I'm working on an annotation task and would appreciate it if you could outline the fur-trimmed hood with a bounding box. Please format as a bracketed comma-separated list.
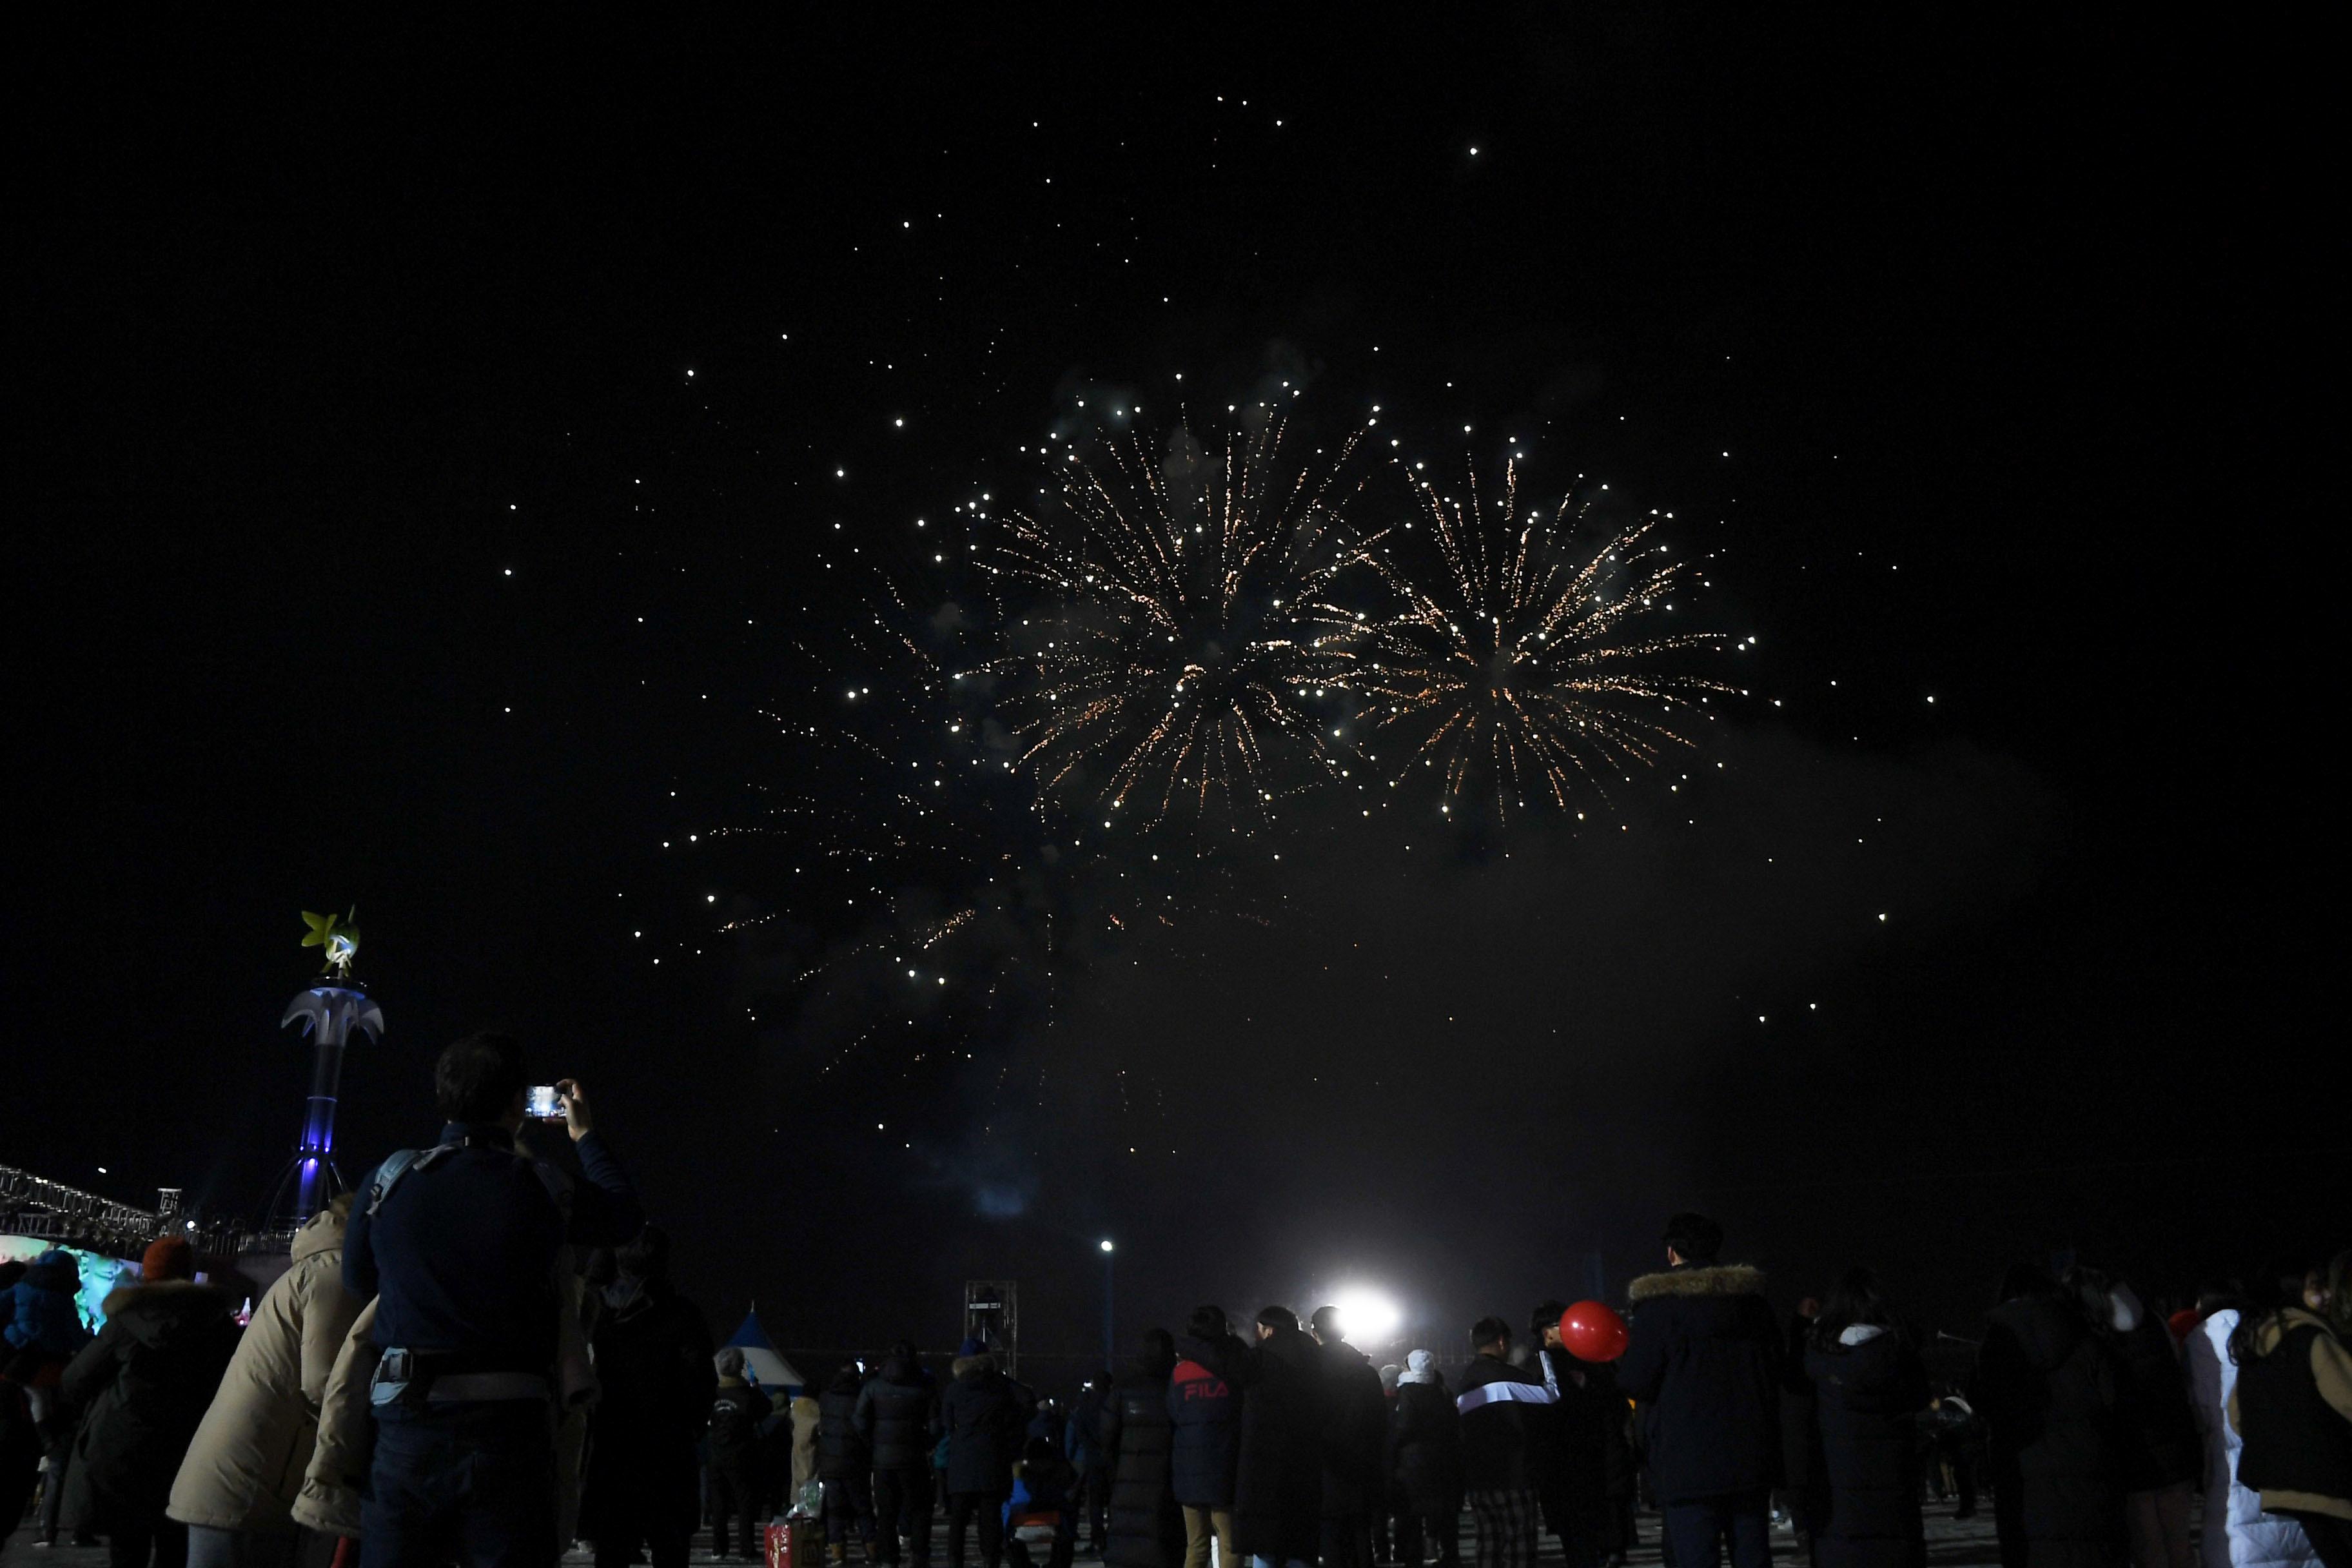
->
[97, 1277, 235, 1345]
[1627, 1263, 1767, 1303]
[952, 1352, 999, 1379]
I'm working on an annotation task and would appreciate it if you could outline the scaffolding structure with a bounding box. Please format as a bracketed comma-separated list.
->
[963, 1279, 1019, 1376]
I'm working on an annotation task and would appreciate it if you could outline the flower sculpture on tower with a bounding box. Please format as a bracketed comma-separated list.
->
[279, 908, 382, 1220]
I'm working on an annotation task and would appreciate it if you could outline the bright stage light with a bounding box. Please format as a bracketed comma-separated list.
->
[1331, 1286, 1402, 1344]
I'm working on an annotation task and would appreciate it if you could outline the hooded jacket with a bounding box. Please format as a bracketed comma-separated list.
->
[856, 1348, 941, 1471]
[1803, 1326, 1931, 1568]
[1618, 1262, 1783, 1503]
[1456, 1351, 1556, 1493]
[1971, 1288, 2123, 1568]
[2099, 1288, 2200, 1493]
[1388, 1356, 1462, 1518]
[2229, 1308, 2352, 1523]
[62, 1278, 240, 1531]
[167, 1208, 362, 1533]
[2188, 1309, 2318, 1568]
[943, 1353, 1027, 1496]
[1182, 1326, 1324, 1561]
[710, 1375, 770, 1468]
[3, 1251, 91, 1360]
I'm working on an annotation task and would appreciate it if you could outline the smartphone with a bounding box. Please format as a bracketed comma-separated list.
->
[525, 1084, 564, 1121]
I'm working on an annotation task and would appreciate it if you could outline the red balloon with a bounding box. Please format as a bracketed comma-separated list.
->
[2166, 1308, 2203, 1342]
[1559, 1300, 1629, 1362]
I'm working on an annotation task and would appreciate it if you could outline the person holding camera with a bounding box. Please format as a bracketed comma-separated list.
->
[342, 1032, 644, 1568]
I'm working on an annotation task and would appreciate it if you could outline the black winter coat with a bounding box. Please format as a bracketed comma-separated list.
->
[1102, 1362, 1184, 1568]
[1537, 1347, 1634, 1552]
[1618, 1263, 1784, 1504]
[1168, 1355, 1240, 1509]
[1318, 1341, 1389, 1519]
[1387, 1378, 1462, 1518]
[585, 1284, 718, 1536]
[1972, 1292, 2122, 1568]
[856, 1351, 942, 1472]
[710, 1378, 771, 1469]
[819, 1369, 872, 1480]
[941, 1357, 1026, 1496]
[2106, 1315, 2199, 1492]
[1803, 1329, 1931, 1568]
[1182, 1328, 1324, 1560]
[61, 1282, 239, 1533]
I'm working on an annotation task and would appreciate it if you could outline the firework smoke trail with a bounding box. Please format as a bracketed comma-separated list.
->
[1348, 456, 1731, 820]
[975, 417, 1398, 832]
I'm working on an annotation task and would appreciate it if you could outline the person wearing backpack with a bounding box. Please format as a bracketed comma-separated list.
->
[342, 1032, 643, 1568]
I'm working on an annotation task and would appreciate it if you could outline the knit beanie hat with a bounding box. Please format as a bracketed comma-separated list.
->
[142, 1235, 195, 1281]
[958, 1336, 986, 1358]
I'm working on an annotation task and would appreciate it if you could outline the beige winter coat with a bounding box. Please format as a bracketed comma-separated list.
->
[167, 1208, 362, 1534]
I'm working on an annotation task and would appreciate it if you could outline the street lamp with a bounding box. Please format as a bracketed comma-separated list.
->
[1099, 1239, 1115, 1371]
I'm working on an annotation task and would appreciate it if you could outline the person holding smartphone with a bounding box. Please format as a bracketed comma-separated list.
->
[343, 1032, 645, 1568]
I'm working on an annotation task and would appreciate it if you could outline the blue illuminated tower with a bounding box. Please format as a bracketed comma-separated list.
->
[277, 985, 384, 1219]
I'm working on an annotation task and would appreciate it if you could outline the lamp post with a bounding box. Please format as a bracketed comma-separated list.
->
[1099, 1239, 1116, 1371]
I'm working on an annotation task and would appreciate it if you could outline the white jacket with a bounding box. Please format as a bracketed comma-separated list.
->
[2187, 1310, 2315, 1568]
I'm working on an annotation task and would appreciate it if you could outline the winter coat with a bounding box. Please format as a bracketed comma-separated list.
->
[710, 1376, 770, 1470]
[1101, 1361, 1183, 1568]
[167, 1208, 362, 1533]
[1319, 1340, 1389, 1518]
[3, 1251, 90, 1360]
[1182, 1326, 1324, 1560]
[1972, 1290, 2123, 1568]
[2229, 1308, 2352, 1525]
[1389, 1375, 1462, 1518]
[582, 1282, 716, 1541]
[942, 1355, 1026, 1496]
[1168, 1355, 1241, 1509]
[62, 1280, 240, 1533]
[819, 1368, 873, 1478]
[2103, 1295, 2200, 1493]
[2188, 1310, 2317, 1568]
[1803, 1326, 1930, 1568]
[790, 1393, 821, 1494]
[856, 1350, 942, 1471]
[1534, 1346, 1632, 1551]
[1457, 1352, 1556, 1493]
[1618, 1262, 1783, 1504]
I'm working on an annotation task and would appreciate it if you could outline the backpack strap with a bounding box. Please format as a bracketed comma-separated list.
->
[364, 1144, 458, 1218]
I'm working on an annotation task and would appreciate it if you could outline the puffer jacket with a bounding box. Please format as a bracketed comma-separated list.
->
[1803, 1326, 1931, 1568]
[2188, 1310, 2317, 1568]
[819, 1366, 873, 1479]
[856, 1349, 941, 1471]
[1168, 1355, 1240, 1509]
[943, 1353, 1027, 1496]
[1972, 1289, 2123, 1568]
[62, 1279, 241, 1532]
[3, 1251, 91, 1359]
[168, 1208, 362, 1532]
[1101, 1358, 1182, 1568]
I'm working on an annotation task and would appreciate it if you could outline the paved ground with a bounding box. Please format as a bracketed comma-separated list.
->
[7, 1502, 2007, 1568]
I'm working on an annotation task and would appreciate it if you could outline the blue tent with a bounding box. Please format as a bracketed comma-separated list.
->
[725, 1308, 806, 1394]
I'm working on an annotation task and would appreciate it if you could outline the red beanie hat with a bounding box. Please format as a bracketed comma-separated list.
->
[141, 1236, 194, 1282]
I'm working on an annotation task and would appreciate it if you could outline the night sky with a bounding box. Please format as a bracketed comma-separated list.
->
[13, 16, 2337, 1367]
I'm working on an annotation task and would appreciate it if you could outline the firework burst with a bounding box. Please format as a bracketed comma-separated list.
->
[1348, 458, 1730, 819]
[975, 418, 1394, 830]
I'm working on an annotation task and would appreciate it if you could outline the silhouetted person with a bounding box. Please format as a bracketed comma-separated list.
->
[1973, 1262, 2124, 1568]
[1456, 1317, 1551, 1568]
[709, 1347, 772, 1560]
[2186, 1259, 2319, 1568]
[1311, 1307, 1389, 1568]
[1102, 1328, 1184, 1568]
[2229, 1250, 2352, 1568]
[584, 1228, 716, 1568]
[1618, 1212, 1782, 1568]
[344, 1035, 643, 1568]
[1182, 1304, 1324, 1568]
[62, 1237, 240, 1568]
[820, 1360, 878, 1565]
[857, 1342, 942, 1568]
[1800, 1268, 1930, 1568]
[1169, 1308, 1242, 1568]
[943, 1339, 1027, 1568]
[1389, 1352, 1462, 1568]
